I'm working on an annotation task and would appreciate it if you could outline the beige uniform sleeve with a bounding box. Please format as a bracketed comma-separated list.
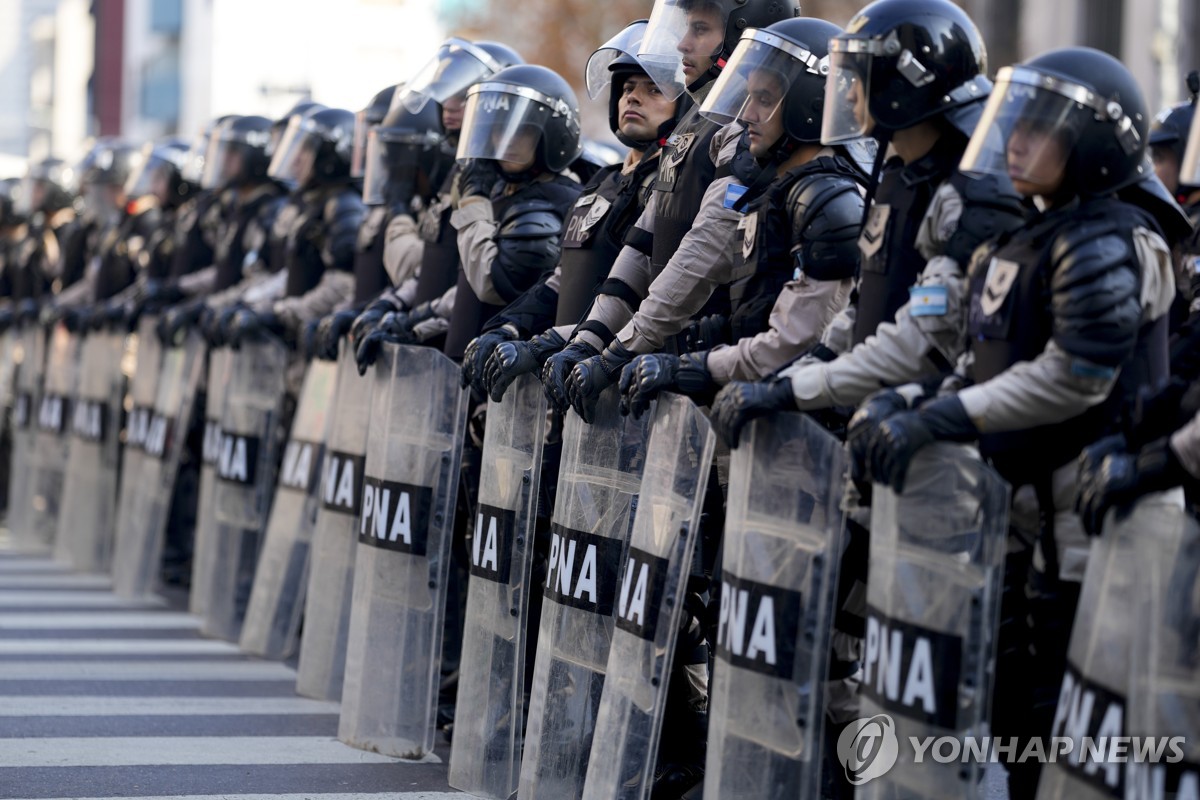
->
[176, 266, 217, 298]
[382, 214, 424, 287]
[272, 271, 355, 329]
[451, 197, 503, 305]
[706, 275, 853, 383]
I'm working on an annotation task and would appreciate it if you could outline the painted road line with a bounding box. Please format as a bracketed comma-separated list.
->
[0, 660, 297, 681]
[0, 640, 242, 656]
[0, 697, 340, 717]
[0, 613, 201, 629]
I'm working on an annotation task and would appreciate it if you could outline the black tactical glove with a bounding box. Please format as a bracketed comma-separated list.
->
[485, 328, 566, 403]
[461, 325, 518, 392]
[869, 395, 977, 493]
[455, 159, 499, 203]
[226, 308, 284, 350]
[16, 298, 39, 325]
[1076, 435, 1188, 536]
[349, 298, 400, 357]
[0, 307, 12, 333]
[354, 310, 421, 375]
[57, 306, 87, 334]
[847, 389, 910, 492]
[301, 318, 323, 361]
[316, 309, 360, 361]
[618, 352, 716, 419]
[566, 341, 637, 424]
[157, 301, 203, 344]
[684, 314, 731, 353]
[541, 340, 600, 414]
[712, 378, 798, 449]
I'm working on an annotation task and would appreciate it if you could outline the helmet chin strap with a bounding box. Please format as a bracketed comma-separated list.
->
[498, 164, 544, 184]
[686, 52, 727, 96]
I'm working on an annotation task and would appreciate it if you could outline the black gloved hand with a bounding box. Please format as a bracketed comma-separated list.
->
[157, 301, 204, 344]
[711, 378, 798, 449]
[462, 325, 518, 391]
[0, 308, 14, 333]
[455, 159, 499, 202]
[226, 308, 283, 350]
[355, 311, 417, 375]
[618, 352, 716, 419]
[316, 309, 360, 361]
[541, 340, 600, 414]
[485, 328, 566, 403]
[16, 298, 39, 325]
[566, 341, 637, 424]
[349, 298, 399, 357]
[870, 395, 977, 493]
[1075, 434, 1187, 536]
[684, 315, 730, 353]
[301, 318, 323, 361]
[847, 389, 910, 493]
[58, 306, 86, 334]
[1127, 378, 1191, 449]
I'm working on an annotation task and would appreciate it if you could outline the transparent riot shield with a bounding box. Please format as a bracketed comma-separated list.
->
[581, 393, 717, 800]
[1036, 493, 1183, 800]
[240, 358, 337, 659]
[338, 342, 468, 759]
[855, 444, 1009, 799]
[704, 413, 846, 799]
[295, 343, 371, 700]
[448, 373, 548, 797]
[24, 324, 79, 553]
[187, 347, 232, 615]
[518, 388, 651, 800]
[1127, 500, 1200, 797]
[198, 337, 288, 641]
[55, 331, 126, 572]
[7, 324, 44, 547]
[112, 330, 204, 599]
[0, 329, 15, 416]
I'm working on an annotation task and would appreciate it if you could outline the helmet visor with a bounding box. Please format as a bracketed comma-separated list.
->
[399, 39, 502, 114]
[1181, 102, 1200, 189]
[362, 126, 443, 205]
[203, 124, 271, 190]
[821, 43, 875, 144]
[585, 22, 648, 100]
[457, 84, 560, 166]
[351, 108, 372, 178]
[182, 128, 211, 183]
[124, 145, 161, 199]
[267, 116, 322, 187]
[639, 0, 728, 101]
[701, 29, 827, 129]
[960, 67, 1097, 189]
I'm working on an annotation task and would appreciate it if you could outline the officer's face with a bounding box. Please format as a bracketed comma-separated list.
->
[221, 148, 245, 186]
[677, 7, 724, 82]
[149, 166, 172, 205]
[442, 95, 466, 135]
[1006, 119, 1068, 198]
[618, 75, 676, 144]
[1151, 144, 1180, 195]
[30, 182, 47, 213]
[496, 127, 538, 174]
[743, 70, 786, 157]
[292, 142, 317, 187]
[847, 76, 871, 136]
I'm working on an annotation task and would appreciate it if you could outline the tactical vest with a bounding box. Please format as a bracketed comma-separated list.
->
[554, 166, 628, 327]
[353, 204, 393, 304]
[169, 192, 217, 279]
[853, 144, 963, 346]
[283, 191, 331, 298]
[966, 199, 1167, 485]
[651, 101, 719, 274]
[213, 187, 284, 291]
[93, 208, 158, 301]
[444, 175, 580, 359]
[414, 168, 460, 305]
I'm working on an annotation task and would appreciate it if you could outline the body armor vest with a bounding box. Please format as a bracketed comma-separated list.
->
[169, 192, 217, 279]
[213, 186, 284, 291]
[353, 205, 394, 304]
[414, 169, 460, 305]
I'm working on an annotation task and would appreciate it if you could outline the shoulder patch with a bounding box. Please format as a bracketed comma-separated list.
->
[909, 285, 948, 317]
[723, 183, 748, 210]
[979, 258, 1020, 317]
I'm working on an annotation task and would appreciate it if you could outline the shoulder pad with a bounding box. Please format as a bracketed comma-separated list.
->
[1050, 222, 1140, 367]
[324, 188, 365, 223]
[943, 171, 1026, 266]
[790, 174, 865, 282]
[583, 164, 622, 194]
[499, 200, 565, 240]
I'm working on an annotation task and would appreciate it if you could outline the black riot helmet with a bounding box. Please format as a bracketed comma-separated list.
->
[269, 100, 325, 159]
[182, 114, 238, 184]
[269, 107, 356, 189]
[399, 39, 524, 115]
[202, 115, 275, 189]
[352, 84, 401, 179]
[458, 64, 582, 175]
[822, 0, 989, 144]
[585, 20, 681, 150]
[702, 18, 843, 147]
[0, 178, 23, 227]
[18, 157, 74, 216]
[81, 138, 143, 188]
[1149, 71, 1199, 195]
[362, 101, 445, 206]
[125, 138, 195, 208]
[637, 0, 800, 100]
[962, 47, 1151, 198]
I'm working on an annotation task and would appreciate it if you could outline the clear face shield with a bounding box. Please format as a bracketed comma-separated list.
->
[202, 123, 271, 190]
[821, 40, 876, 144]
[351, 108, 373, 179]
[960, 66, 1116, 193]
[639, 0, 728, 101]
[399, 39, 503, 115]
[181, 127, 213, 183]
[267, 116, 321, 188]
[585, 22, 648, 100]
[1181, 102, 1200, 189]
[457, 83, 561, 170]
[362, 126, 443, 205]
[701, 30, 827, 133]
[124, 144, 169, 202]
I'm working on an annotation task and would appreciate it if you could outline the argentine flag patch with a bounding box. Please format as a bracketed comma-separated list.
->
[723, 183, 748, 209]
[909, 285, 948, 317]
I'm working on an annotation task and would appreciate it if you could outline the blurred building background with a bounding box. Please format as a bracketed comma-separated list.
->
[0, 0, 1197, 176]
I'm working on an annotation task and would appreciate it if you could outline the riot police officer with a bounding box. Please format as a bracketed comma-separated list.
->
[7, 158, 78, 308]
[1149, 70, 1200, 325]
[862, 47, 1185, 796]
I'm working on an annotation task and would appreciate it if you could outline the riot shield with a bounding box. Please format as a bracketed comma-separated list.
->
[1036, 493, 1184, 800]
[580, 393, 716, 800]
[54, 330, 126, 572]
[448, 373, 548, 798]
[338, 342, 468, 759]
[24, 324, 79, 553]
[1126, 500, 1200, 798]
[112, 329, 204, 599]
[187, 347, 232, 615]
[7, 324, 44, 548]
[295, 343, 371, 700]
[854, 444, 1009, 799]
[704, 413, 846, 799]
[198, 337, 288, 641]
[240, 358, 337, 659]
[517, 388, 650, 799]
